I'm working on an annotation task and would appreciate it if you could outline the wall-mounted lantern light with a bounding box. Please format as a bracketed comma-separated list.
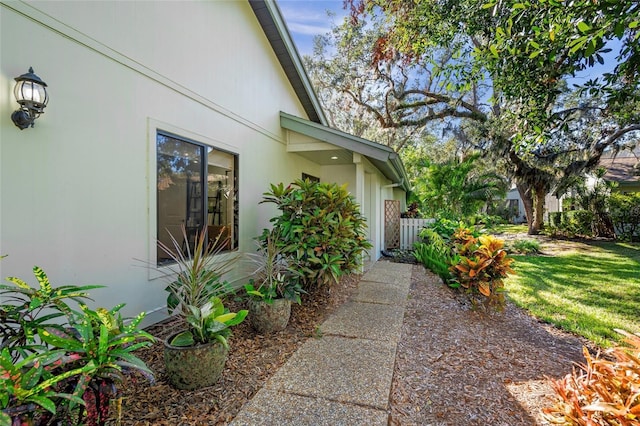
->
[11, 67, 48, 130]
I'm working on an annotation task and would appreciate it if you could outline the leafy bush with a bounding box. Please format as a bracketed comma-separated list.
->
[449, 231, 515, 310]
[0, 266, 154, 426]
[510, 239, 540, 255]
[570, 210, 595, 235]
[467, 213, 505, 228]
[543, 330, 640, 425]
[413, 240, 454, 282]
[546, 210, 595, 238]
[261, 179, 372, 288]
[609, 192, 640, 241]
[419, 217, 476, 243]
[550, 211, 563, 227]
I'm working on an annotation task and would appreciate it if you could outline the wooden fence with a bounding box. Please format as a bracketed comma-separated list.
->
[399, 218, 434, 250]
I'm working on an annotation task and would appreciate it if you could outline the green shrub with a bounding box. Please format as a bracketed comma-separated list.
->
[413, 229, 453, 282]
[467, 213, 505, 228]
[550, 211, 563, 227]
[261, 179, 372, 288]
[609, 192, 640, 241]
[564, 210, 594, 236]
[511, 239, 540, 255]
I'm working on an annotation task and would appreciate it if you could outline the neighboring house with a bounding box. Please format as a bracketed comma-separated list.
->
[504, 188, 561, 224]
[598, 152, 640, 193]
[505, 150, 639, 224]
[505, 188, 526, 224]
[0, 0, 408, 324]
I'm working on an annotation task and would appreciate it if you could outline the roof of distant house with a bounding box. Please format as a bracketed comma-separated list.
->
[599, 155, 639, 184]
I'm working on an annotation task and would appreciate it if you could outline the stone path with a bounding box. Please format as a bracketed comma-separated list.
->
[230, 261, 412, 425]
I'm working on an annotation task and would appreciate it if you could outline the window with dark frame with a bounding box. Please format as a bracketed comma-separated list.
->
[302, 173, 320, 183]
[156, 132, 238, 265]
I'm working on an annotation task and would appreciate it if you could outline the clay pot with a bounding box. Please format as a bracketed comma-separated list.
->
[163, 333, 228, 390]
[248, 298, 292, 334]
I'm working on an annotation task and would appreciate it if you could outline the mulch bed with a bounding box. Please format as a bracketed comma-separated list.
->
[389, 264, 594, 426]
[109, 255, 599, 425]
[106, 275, 359, 425]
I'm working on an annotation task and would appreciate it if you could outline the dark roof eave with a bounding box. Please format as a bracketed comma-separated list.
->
[248, 0, 327, 125]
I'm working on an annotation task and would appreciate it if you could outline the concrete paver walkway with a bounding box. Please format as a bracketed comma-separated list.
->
[230, 261, 413, 425]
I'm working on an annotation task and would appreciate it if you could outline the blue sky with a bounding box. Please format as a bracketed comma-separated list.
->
[277, 0, 347, 56]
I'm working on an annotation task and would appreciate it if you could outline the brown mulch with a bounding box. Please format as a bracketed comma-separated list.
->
[106, 276, 360, 425]
[110, 261, 594, 426]
[389, 264, 592, 426]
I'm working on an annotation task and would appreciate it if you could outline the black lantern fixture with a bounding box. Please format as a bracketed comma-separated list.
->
[11, 67, 48, 130]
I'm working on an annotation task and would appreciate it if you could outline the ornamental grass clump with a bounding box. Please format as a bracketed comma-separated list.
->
[261, 179, 372, 289]
[544, 329, 640, 426]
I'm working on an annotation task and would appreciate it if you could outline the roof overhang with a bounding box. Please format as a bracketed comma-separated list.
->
[281, 112, 410, 192]
[249, 0, 327, 125]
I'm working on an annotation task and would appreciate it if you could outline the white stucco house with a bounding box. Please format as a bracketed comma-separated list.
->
[0, 0, 409, 324]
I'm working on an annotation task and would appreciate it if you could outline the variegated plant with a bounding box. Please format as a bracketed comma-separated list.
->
[0, 265, 154, 426]
[169, 296, 247, 348]
[544, 329, 640, 425]
[450, 233, 515, 309]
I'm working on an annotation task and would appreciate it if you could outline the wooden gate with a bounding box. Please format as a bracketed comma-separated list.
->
[384, 200, 400, 250]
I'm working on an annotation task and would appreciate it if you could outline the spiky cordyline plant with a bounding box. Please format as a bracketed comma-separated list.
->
[157, 225, 236, 318]
[157, 225, 248, 347]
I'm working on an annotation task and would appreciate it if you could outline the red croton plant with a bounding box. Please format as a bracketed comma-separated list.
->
[450, 228, 515, 309]
[544, 330, 640, 426]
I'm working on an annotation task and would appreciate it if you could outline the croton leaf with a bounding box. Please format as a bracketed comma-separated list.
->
[478, 282, 491, 297]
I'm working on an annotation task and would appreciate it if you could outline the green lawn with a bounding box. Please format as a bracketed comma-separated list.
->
[505, 241, 640, 348]
[489, 223, 528, 234]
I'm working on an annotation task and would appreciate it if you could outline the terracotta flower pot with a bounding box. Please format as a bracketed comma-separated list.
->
[248, 298, 292, 334]
[163, 332, 229, 390]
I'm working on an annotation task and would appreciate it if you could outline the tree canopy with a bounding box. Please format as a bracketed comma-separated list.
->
[304, 0, 640, 234]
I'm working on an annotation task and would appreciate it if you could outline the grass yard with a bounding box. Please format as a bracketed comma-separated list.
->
[489, 223, 528, 234]
[505, 241, 640, 348]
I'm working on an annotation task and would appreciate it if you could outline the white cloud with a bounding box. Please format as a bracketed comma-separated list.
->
[278, 1, 346, 36]
[287, 21, 332, 36]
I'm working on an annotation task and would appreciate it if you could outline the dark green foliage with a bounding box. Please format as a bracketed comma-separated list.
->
[511, 239, 541, 255]
[609, 192, 640, 241]
[572, 210, 596, 235]
[545, 210, 596, 238]
[261, 179, 372, 288]
[0, 266, 154, 426]
[550, 212, 563, 228]
[413, 242, 454, 281]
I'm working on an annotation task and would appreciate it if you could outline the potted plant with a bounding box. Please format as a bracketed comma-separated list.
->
[158, 225, 247, 390]
[244, 231, 303, 334]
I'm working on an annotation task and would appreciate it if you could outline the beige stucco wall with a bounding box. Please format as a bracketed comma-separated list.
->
[0, 1, 331, 323]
